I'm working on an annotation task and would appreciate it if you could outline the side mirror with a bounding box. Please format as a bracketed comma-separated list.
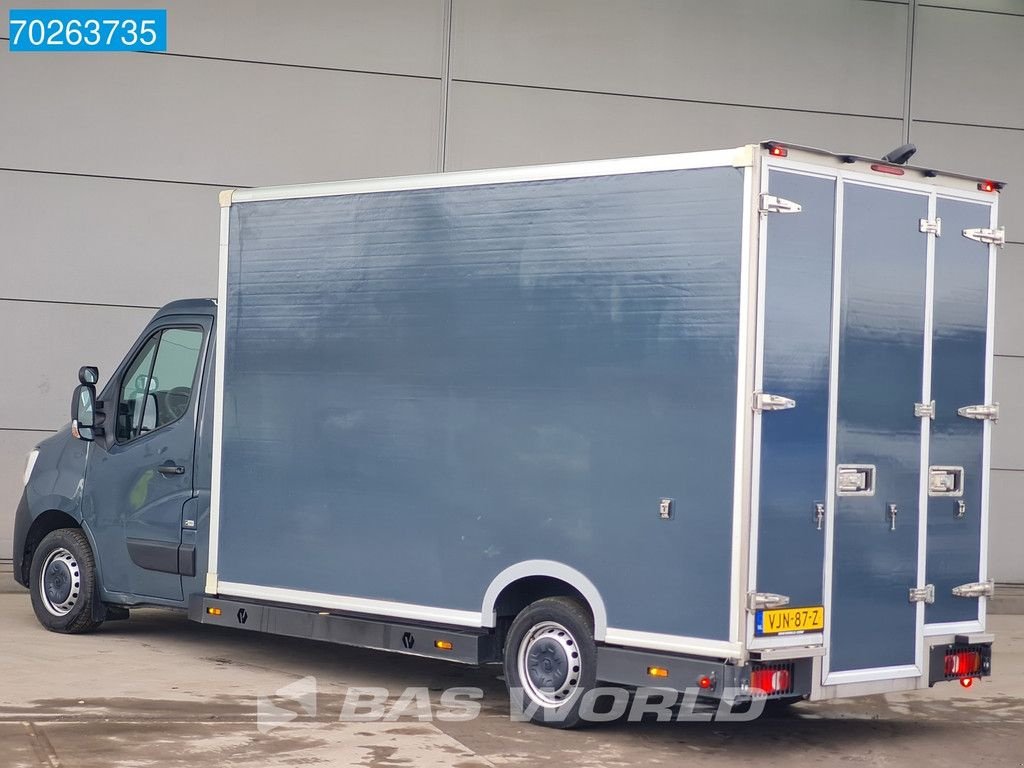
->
[71, 384, 96, 441]
[79, 366, 99, 385]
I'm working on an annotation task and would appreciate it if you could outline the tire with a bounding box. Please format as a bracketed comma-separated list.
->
[29, 529, 104, 634]
[503, 596, 597, 729]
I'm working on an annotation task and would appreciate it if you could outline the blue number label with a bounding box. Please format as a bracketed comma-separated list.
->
[9, 9, 167, 51]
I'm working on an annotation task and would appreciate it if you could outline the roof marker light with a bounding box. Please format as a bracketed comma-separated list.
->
[978, 180, 997, 193]
[870, 164, 905, 176]
[768, 144, 788, 157]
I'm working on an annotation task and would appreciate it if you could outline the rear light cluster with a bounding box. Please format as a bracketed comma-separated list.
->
[929, 643, 992, 687]
[944, 649, 982, 678]
[750, 663, 794, 697]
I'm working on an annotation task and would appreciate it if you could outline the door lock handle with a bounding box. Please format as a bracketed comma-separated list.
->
[814, 502, 825, 531]
[157, 464, 185, 475]
[887, 503, 898, 531]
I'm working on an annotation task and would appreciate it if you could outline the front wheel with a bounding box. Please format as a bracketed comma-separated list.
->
[29, 529, 103, 634]
[503, 596, 597, 728]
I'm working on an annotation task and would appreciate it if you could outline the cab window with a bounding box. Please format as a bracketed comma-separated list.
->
[116, 327, 203, 443]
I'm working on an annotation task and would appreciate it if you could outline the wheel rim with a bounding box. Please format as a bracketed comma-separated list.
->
[40, 547, 81, 617]
[516, 620, 582, 708]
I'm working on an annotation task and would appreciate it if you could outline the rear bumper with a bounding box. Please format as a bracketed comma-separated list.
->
[11, 490, 31, 588]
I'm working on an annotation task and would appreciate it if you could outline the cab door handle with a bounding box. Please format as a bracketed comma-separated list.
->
[157, 463, 185, 475]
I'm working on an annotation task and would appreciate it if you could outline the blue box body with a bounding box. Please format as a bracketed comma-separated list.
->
[218, 167, 745, 641]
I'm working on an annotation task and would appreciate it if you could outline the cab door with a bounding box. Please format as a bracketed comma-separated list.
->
[85, 317, 210, 601]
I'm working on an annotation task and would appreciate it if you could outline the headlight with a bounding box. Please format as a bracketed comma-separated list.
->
[23, 449, 39, 487]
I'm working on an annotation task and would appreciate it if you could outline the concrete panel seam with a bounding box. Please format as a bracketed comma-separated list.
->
[0, 166, 251, 190]
[0, 297, 160, 311]
[449, 78, 905, 122]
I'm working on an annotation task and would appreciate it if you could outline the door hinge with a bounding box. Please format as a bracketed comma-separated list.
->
[958, 403, 999, 422]
[962, 226, 1006, 247]
[759, 194, 802, 214]
[747, 592, 791, 611]
[914, 400, 935, 419]
[908, 584, 936, 604]
[952, 579, 995, 598]
[919, 218, 942, 236]
[752, 392, 796, 413]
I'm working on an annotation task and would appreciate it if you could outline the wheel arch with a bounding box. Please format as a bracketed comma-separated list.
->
[20, 508, 93, 586]
[482, 560, 607, 641]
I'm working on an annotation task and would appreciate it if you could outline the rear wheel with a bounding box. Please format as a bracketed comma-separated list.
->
[503, 596, 597, 729]
[30, 529, 103, 634]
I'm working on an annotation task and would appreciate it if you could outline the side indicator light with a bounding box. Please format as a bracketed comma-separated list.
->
[647, 666, 669, 678]
[206, 607, 222, 616]
[434, 640, 453, 651]
[870, 163, 905, 176]
[960, 677, 975, 689]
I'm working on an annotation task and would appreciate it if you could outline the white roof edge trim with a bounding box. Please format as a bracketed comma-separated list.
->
[231, 147, 752, 204]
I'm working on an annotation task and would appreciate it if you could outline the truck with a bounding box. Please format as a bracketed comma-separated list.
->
[13, 141, 1002, 727]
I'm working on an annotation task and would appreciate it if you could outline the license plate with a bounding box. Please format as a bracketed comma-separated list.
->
[755, 606, 824, 636]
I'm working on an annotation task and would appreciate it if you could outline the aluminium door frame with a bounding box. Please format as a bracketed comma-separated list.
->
[823, 177, 933, 687]
[921, 192, 999, 639]
[746, 159, 837, 652]
[751, 155, 997, 686]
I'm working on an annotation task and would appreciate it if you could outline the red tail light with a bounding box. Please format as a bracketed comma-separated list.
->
[751, 667, 791, 695]
[944, 650, 982, 677]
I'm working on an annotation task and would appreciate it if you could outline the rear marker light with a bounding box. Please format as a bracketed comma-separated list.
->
[870, 163, 905, 176]
[960, 677, 975, 689]
[697, 674, 715, 690]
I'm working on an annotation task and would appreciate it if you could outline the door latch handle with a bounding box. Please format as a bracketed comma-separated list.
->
[956, 499, 966, 519]
[814, 502, 825, 531]
[157, 464, 185, 475]
[887, 503, 898, 531]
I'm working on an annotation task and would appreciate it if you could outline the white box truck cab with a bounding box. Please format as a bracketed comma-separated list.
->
[14, 142, 1002, 727]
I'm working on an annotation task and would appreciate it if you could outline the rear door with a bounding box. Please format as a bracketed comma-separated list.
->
[826, 182, 930, 681]
[748, 168, 835, 649]
[752, 159, 997, 682]
[924, 197, 996, 631]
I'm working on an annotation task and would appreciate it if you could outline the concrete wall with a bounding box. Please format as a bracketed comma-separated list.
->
[2, 0, 1021, 581]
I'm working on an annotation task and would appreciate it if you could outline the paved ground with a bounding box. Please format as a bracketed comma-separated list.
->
[1, 575, 1022, 767]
